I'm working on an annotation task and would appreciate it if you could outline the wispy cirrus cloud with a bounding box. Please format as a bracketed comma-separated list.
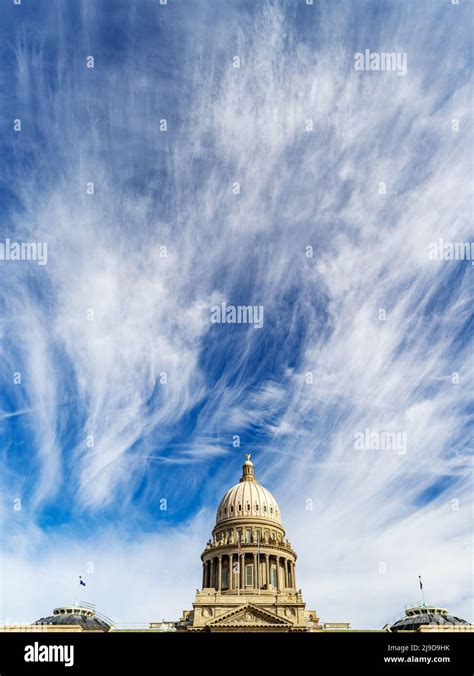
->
[0, 0, 471, 628]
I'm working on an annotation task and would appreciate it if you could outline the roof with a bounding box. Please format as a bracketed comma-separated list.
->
[33, 606, 111, 632]
[215, 455, 282, 526]
[390, 606, 469, 632]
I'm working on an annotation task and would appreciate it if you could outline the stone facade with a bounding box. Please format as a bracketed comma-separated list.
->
[177, 454, 321, 632]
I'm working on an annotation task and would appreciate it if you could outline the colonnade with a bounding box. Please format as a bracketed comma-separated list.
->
[202, 552, 295, 592]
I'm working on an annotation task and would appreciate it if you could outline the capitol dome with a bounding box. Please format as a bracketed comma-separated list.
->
[215, 455, 281, 526]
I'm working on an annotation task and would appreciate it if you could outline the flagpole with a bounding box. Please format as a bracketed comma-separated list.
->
[257, 531, 260, 595]
[418, 575, 426, 606]
[237, 533, 240, 596]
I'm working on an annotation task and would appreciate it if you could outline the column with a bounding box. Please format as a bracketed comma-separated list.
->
[266, 553, 270, 589]
[253, 553, 258, 590]
[229, 553, 234, 592]
[202, 563, 206, 588]
[217, 555, 222, 591]
[241, 552, 245, 589]
[291, 561, 296, 589]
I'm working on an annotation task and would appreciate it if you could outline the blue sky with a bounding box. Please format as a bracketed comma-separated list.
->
[0, 0, 472, 628]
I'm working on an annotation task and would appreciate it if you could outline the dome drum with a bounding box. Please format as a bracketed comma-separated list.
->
[202, 526, 295, 559]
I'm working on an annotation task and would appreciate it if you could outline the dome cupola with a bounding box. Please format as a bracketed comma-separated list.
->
[215, 454, 282, 527]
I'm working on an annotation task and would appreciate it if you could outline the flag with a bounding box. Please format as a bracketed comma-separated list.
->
[418, 576, 423, 590]
[79, 576, 86, 587]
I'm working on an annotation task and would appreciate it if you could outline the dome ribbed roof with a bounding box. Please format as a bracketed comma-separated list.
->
[215, 455, 281, 526]
[33, 606, 111, 632]
[390, 606, 470, 632]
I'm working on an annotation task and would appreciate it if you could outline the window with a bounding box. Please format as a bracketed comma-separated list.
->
[222, 566, 229, 590]
[230, 505, 234, 513]
[246, 528, 251, 544]
[255, 504, 259, 511]
[245, 564, 254, 586]
[270, 566, 278, 589]
[246, 503, 250, 511]
[238, 504, 242, 511]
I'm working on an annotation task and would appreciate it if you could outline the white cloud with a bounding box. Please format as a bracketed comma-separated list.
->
[0, 0, 471, 629]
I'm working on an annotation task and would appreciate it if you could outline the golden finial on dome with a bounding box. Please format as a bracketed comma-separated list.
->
[245, 453, 251, 461]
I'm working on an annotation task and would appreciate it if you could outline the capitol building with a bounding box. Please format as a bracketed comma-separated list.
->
[176, 454, 339, 632]
[1, 453, 471, 634]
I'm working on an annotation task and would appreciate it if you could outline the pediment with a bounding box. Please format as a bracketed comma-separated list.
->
[206, 603, 292, 628]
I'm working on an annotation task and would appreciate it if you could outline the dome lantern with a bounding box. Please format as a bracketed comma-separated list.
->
[240, 453, 255, 482]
